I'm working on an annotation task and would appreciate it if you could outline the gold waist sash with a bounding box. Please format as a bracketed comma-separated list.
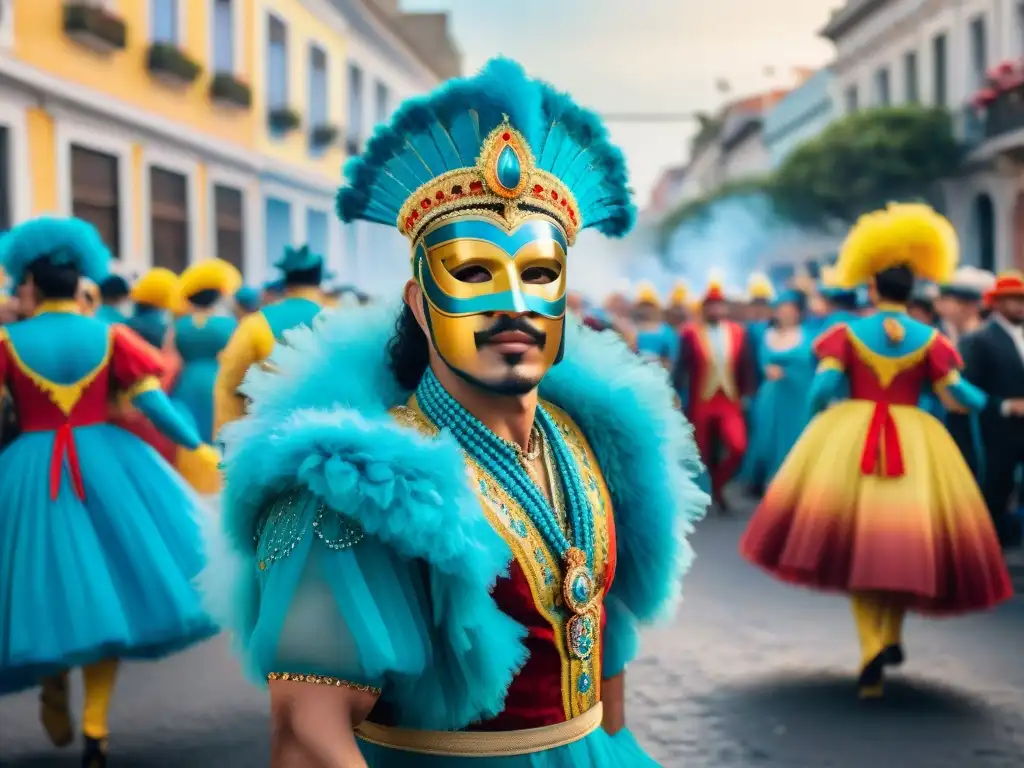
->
[355, 702, 603, 757]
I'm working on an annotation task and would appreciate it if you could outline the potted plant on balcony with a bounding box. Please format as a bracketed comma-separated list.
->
[147, 42, 202, 86]
[269, 107, 301, 134]
[210, 73, 252, 108]
[310, 124, 339, 148]
[63, 2, 128, 52]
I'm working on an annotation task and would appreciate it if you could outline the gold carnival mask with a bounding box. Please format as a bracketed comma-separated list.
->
[404, 123, 577, 393]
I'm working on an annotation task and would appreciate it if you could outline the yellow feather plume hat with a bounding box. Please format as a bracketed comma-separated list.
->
[835, 202, 958, 288]
[668, 279, 688, 307]
[633, 280, 662, 307]
[177, 258, 243, 302]
[746, 272, 775, 301]
[130, 267, 179, 309]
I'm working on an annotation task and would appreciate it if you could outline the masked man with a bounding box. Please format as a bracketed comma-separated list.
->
[673, 276, 754, 511]
[203, 58, 708, 768]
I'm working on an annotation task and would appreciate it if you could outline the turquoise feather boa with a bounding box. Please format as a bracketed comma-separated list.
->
[203, 302, 707, 725]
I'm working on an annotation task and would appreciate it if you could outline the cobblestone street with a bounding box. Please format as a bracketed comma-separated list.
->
[2, 495, 1022, 767]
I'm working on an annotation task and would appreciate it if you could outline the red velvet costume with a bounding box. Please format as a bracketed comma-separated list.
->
[677, 310, 754, 498]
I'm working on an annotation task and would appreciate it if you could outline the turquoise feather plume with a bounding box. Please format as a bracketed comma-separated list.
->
[0, 216, 111, 285]
[337, 57, 636, 238]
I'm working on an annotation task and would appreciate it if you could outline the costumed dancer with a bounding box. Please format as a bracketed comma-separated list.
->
[664, 280, 689, 332]
[169, 258, 241, 443]
[631, 280, 678, 370]
[744, 272, 775, 358]
[233, 285, 262, 319]
[673, 272, 754, 512]
[170, 259, 241, 493]
[202, 57, 708, 767]
[213, 244, 328, 436]
[740, 203, 1013, 699]
[94, 274, 130, 324]
[0, 217, 219, 766]
[960, 270, 1024, 550]
[740, 288, 815, 493]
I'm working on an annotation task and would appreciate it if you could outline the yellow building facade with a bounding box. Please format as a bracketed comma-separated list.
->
[0, 0, 261, 278]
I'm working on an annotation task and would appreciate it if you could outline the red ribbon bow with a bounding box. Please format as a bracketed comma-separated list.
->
[49, 423, 86, 501]
[860, 402, 905, 478]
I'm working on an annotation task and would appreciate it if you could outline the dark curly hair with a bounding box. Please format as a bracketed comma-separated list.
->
[387, 302, 430, 391]
[23, 256, 81, 300]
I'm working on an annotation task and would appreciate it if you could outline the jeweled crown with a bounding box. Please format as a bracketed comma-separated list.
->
[336, 58, 635, 256]
[399, 122, 579, 245]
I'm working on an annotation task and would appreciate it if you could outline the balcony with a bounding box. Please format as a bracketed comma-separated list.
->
[63, 2, 127, 53]
[210, 73, 251, 109]
[269, 107, 301, 134]
[984, 86, 1024, 141]
[147, 43, 201, 86]
[310, 124, 339, 149]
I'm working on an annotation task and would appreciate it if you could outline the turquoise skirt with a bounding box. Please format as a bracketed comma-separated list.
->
[0, 424, 217, 695]
[361, 727, 658, 766]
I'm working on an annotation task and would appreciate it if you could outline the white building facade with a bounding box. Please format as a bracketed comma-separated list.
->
[825, 0, 1024, 272]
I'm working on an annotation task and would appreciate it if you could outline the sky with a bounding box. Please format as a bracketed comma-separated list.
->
[400, 0, 839, 208]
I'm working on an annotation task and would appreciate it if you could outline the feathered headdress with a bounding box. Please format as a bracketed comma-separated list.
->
[668, 279, 688, 307]
[274, 244, 324, 275]
[130, 267, 179, 309]
[835, 202, 958, 288]
[634, 280, 661, 307]
[337, 57, 635, 248]
[702, 269, 726, 303]
[0, 216, 111, 285]
[746, 272, 775, 302]
[177, 258, 243, 301]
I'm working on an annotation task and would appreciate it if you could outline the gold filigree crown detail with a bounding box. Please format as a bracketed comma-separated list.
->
[397, 121, 580, 246]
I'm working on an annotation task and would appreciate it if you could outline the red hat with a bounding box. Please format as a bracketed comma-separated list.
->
[984, 269, 1024, 306]
[702, 283, 726, 303]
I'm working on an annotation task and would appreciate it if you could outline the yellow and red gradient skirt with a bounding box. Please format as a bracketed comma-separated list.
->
[740, 399, 1013, 615]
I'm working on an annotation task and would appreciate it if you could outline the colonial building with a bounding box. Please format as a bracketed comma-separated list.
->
[0, 0, 259, 277]
[823, 0, 1024, 271]
[762, 68, 835, 168]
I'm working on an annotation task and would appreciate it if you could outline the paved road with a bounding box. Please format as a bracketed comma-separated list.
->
[2, 494, 1023, 767]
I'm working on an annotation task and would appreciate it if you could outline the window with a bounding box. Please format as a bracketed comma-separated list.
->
[969, 16, 987, 91]
[212, 0, 234, 73]
[150, 166, 189, 272]
[214, 184, 244, 272]
[150, 0, 178, 44]
[374, 80, 389, 125]
[347, 63, 363, 152]
[874, 67, 890, 106]
[308, 44, 328, 149]
[932, 33, 948, 106]
[71, 145, 120, 258]
[844, 85, 858, 112]
[267, 15, 288, 110]
[0, 126, 9, 232]
[265, 197, 292, 266]
[903, 51, 919, 103]
[306, 209, 328, 258]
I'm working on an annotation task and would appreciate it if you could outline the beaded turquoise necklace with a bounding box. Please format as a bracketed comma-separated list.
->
[415, 370, 599, 662]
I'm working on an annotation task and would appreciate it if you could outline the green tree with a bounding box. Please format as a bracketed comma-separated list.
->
[659, 105, 964, 239]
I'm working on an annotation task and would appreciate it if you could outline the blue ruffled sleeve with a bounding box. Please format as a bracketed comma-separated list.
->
[250, 488, 432, 692]
[602, 594, 640, 679]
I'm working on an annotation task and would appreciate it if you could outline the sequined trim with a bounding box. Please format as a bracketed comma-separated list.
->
[267, 672, 381, 695]
[254, 488, 365, 572]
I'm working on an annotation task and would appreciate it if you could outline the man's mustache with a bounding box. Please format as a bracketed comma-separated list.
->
[473, 315, 548, 348]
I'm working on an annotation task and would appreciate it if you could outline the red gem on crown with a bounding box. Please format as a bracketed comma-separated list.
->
[452, 184, 463, 195]
[421, 198, 431, 209]
[412, 210, 420, 220]
[435, 191, 445, 201]
[469, 180, 484, 193]
[533, 184, 543, 195]
[502, 132, 511, 141]
[405, 216, 414, 230]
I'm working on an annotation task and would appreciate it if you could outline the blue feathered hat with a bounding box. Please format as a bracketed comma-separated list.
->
[273, 244, 324, 275]
[337, 57, 635, 248]
[773, 288, 805, 308]
[0, 216, 111, 286]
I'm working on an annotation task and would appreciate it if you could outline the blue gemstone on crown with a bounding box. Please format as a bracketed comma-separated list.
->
[496, 145, 522, 190]
[572, 574, 591, 604]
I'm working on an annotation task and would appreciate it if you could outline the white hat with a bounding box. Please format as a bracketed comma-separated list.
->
[941, 266, 996, 299]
